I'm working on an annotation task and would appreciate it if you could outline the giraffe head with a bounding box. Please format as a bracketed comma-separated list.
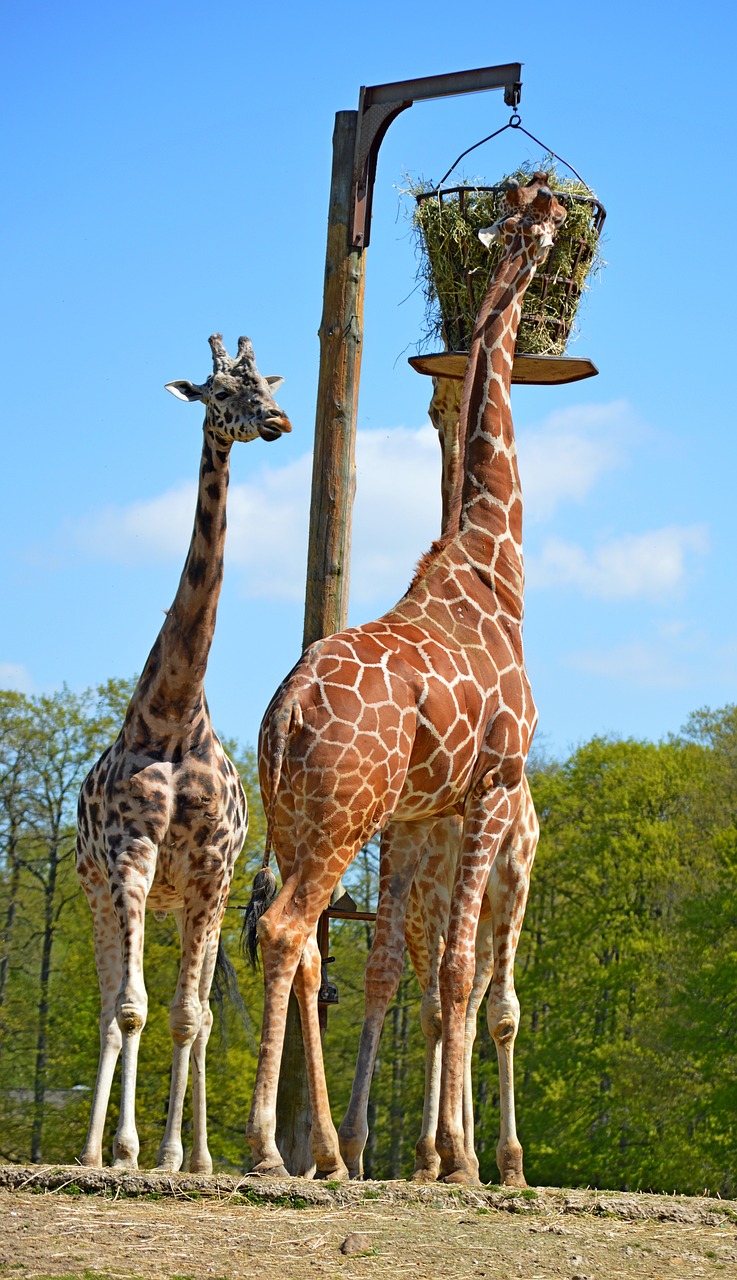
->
[165, 334, 292, 444]
[478, 171, 567, 262]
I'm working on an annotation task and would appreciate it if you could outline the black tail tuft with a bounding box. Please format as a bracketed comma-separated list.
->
[241, 867, 279, 968]
[210, 938, 257, 1051]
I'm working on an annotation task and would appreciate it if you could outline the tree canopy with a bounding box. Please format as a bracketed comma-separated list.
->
[0, 685, 734, 1194]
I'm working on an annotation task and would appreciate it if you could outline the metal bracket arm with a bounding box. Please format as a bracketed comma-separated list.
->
[350, 63, 523, 248]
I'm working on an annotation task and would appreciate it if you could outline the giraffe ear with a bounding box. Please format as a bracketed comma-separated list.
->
[478, 220, 504, 249]
[165, 380, 205, 402]
[266, 375, 285, 392]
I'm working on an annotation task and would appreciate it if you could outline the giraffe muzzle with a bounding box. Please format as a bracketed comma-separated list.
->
[258, 415, 292, 441]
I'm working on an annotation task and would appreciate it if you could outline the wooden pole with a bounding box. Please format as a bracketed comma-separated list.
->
[274, 109, 367, 1177]
[303, 110, 366, 648]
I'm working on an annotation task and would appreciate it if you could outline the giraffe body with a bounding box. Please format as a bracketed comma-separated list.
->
[338, 373, 539, 1185]
[249, 176, 565, 1183]
[76, 335, 291, 1172]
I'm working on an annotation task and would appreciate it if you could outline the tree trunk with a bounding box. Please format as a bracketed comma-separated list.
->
[30, 838, 60, 1163]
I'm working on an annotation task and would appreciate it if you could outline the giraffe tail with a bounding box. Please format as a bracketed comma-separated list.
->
[241, 867, 279, 968]
[241, 695, 302, 967]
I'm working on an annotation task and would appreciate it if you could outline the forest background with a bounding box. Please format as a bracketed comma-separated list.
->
[1, 682, 735, 1197]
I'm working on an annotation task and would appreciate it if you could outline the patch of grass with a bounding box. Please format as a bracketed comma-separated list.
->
[411, 157, 604, 357]
[238, 1189, 310, 1209]
[24, 1273, 116, 1280]
[363, 1189, 381, 1200]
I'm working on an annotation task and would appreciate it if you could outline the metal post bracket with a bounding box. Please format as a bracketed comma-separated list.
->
[350, 63, 523, 248]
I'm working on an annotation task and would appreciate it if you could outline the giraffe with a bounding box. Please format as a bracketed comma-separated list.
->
[246, 173, 565, 1184]
[337, 375, 539, 1186]
[75, 334, 291, 1172]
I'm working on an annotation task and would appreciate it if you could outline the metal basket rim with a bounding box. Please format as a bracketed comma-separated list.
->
[415, 183, 606, 221]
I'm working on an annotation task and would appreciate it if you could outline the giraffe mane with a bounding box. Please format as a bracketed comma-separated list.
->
[405, 535, 453, 594]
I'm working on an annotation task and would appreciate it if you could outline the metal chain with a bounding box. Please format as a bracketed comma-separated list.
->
[434, 113, 594, 194]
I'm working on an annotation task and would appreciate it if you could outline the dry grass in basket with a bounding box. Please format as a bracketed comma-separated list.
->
[411, 157, 605, 356]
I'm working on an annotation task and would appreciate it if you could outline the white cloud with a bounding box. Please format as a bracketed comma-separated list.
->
[62, 425, 442, 606]
[526, 525, 709, 601]
[71, 482, 197, 565]
[570, 640, 692, 689]
[0, 663, 34, 693]
[57, 404, 697, 610]
[351, 424, 441, 604]
[517, 399, 637, 520]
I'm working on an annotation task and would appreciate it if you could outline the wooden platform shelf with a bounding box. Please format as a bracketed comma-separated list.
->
[408, 351, 599, 386]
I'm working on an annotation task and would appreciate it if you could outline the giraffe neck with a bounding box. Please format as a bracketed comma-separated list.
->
[448, 241, 539, 618]
[124, 429, 231, 747]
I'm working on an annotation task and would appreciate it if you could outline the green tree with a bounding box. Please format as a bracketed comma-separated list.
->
[470, 721, 737, 1194]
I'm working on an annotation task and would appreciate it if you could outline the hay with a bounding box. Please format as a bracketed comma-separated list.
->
[411, 159, 605, 356]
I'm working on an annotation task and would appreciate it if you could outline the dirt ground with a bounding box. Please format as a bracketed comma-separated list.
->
[1, 1166, 736, 1280]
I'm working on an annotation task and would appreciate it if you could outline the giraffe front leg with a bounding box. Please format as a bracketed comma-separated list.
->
[436, 781, 522, 1185]
[486, 781, 538, 1187]
[156, 901, 220, 1173]
[339, 819, 433, 1178]
[412, 982, 443, 1182]
[407, 815, 463, 1183]
[459, 894, 495, 1181]
[187, 930, 222, 1175]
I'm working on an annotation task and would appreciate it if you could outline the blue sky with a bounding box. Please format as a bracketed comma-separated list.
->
[1, 1, 735, 760]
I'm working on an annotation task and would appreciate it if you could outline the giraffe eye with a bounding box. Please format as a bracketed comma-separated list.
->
[214, 391, 229, 401]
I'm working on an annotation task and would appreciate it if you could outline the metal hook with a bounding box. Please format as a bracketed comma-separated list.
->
[509, 112, 522, 127]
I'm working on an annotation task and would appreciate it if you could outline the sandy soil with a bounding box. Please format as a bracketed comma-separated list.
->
[1, 1166, 736, 1280]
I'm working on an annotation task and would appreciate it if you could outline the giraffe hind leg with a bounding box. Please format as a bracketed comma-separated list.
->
[108, 842, 156, 1170]
[247, 840, 368, 1179]
[293, 933, 348, 1180]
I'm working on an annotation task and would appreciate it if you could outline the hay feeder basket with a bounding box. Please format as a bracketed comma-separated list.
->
[409, 179, 606, 387]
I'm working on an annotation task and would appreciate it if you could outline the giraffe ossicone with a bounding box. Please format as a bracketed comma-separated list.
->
[76, 333, 291, 1173]
[246, 172, 565, 1185]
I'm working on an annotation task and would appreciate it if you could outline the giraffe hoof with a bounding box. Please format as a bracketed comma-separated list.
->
[314, 1160, 349, 1182]
[411, 1167, 440, 1184]
[78, 1152, 102, 1169]
[247, 1160, 291, 1179]
[442, 1168, 482, 1187]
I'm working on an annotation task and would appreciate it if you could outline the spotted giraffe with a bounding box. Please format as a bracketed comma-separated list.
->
[247, 174, 565, 1184]
[76, 334, 291, 1172]
[338, 376, 539, 1187]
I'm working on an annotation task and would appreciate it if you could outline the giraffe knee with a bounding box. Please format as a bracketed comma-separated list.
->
[487, 992, 520, 1045]
[116, 994, 147, 1036]
[256, 907, 303, 958]
[170, 997, 202, 1045]
[365, 949, 403, 1006]
[420, 987, 442, 1041]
